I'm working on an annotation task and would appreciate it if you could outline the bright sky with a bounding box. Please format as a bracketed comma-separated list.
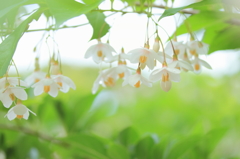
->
[11, 0, 240, 78]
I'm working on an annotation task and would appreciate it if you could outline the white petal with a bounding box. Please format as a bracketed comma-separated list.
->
[199, 59, 212, 69]
[11, 88, 27, 100]
[84, 44, 97, 58]
[13, 104, 28, 115]
[168, 72, 181, 82]
[140, 76, 152, 87]
[149, 68, 165, 82]
[23, 111, 29, 120]
[33, 84, 44, 96]
[6, 108, 16, 121]
[1, 92, 13, 108]
[128, 74, 140, 86]
[48, 83, 59, 97]
[179, 61, 194, 71]
[161, 81, 172, 92]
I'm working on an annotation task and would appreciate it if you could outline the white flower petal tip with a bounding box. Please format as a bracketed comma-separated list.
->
[5, 104, 36, 121]
[192, 57, 212, 74]
[161, 81, 172, 92]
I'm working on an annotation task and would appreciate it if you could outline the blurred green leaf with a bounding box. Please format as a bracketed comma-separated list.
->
[60, 133, 109, 159]
[159, 0, 221, 20]
[0, 9, 42, 76]
[209, 26, 240, 53]
[107, 143, 130, 159]
[86, 12, 110, 40]
[135, 135, 156, 159]
[46, 0, 103, 27]
[118, 127, 140, 147]
[166, 135, 201, 159]
[151, 136, 172, 159]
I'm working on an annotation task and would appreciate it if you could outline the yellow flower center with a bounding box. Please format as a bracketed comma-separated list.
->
[35, 78, 40, 83]
[134, 81, 141, 88]
[57, 82, 63, 87]
[104, 77, 115, 87]
[118, 73, 124, 78]
[17, 115, 23, 119]
[44, 85, 50, 93]
[139, 56, 147, 63]
[9, 93, 15, 101]
[174, 49, 180, 55]
[162, 73, 169, 82]
[190, 49, 196, 55]
[194, 64, 200, 71]
[97, 50, 103, 57]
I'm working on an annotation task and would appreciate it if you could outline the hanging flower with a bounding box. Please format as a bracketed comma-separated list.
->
[165, 41, 186, 57]
[187, 40, 209, 56]
[51, 74, 76, 93]
[5, 103, 36, 120]
[25, 71, 46, 86]
[0, 86, 28, 108]
[168, 55, 193, 72]
[84, 40, 116, 64]
[149, 62, 181, 92]
[32, 76, 60, 97]
[122, 68, 152, 88]
[128, 47, 159, 70]
[92, 69, 118, 94]
[192, 56, 212, 74]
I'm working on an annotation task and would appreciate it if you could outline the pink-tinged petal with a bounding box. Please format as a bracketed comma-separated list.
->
[84, 44, 97, 58]
[23, 111, 29, 120]
[161, 81, 172, 92]
[1, 92, 13, 108]
[199, 59, 212, 69]
[48, 83, 59, 97]
[11, 88, 27, 100]
[6, 108, 16, 121]
[33, 84, 44, 96]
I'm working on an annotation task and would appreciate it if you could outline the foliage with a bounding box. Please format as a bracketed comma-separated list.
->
[1, 0, 240, 158]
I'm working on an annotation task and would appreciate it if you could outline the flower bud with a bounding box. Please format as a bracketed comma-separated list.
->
[153, 38, 160, 53]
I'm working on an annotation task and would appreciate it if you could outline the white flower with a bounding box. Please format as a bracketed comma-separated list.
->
[122, 69, 152, 88]
[92, 69, 118, 94]
[25, 71, 46, 86]
[153, 38, 160, 53]
[192, 56, 212, 74]
[156, 51, 172, 63]
[128, 48, 159, 70]
[51, 74, 76, 93]
[84, 41, 116, 64]
[5, 104, 36, 120]
[168, 59, 194, 72]
[187, 40, 209, 56]
[0, 86, 28, 108]
[32, 77, 60, 97]
[149, 64, 181, 92]
[165, 41, 186, 57]
[0, 77, 28, 88]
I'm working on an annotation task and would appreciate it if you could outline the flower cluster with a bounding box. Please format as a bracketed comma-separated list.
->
[85, 37, 211, 93]
[1, 57, 76, 121]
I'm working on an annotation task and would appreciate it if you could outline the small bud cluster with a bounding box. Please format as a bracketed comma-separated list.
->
[85, 37, 212, 93]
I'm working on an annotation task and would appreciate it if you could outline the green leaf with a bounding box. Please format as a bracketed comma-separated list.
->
[107, 144, 130, 159]
[209, 26, 240, 53]
[0, 0, 28, 19]
[86, 12, 110, 40]
[60, 133, 109, 159]
[159, 0, 221, 20]
[118, 127, 140, 147]
[46, 0, 103, 27]
[0, 9, 42, 77]
[151, 136, 172, 159]
[166, 135, 201, 159]
[203, 128, 228, 154]
[135, 135, 156, 159]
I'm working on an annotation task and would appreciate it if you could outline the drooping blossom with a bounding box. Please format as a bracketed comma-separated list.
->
[122, 68, 152, 88]
[32, 76, 60, 97]
[25, 71, 46, 86]
[0, 86, 28, 108]
[5, 103, 36, 120]
[187, 40, 209, 56]
[165, 41, 186, 57]
[51, 74, 76, 93]
[84, 40, 116, 64]
[149, 62, 181, 92]
[191, 56, 212, 74]
[168, 55, 193, 72]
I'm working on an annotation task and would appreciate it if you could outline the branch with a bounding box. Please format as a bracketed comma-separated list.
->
[0, 123, 68, 147]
